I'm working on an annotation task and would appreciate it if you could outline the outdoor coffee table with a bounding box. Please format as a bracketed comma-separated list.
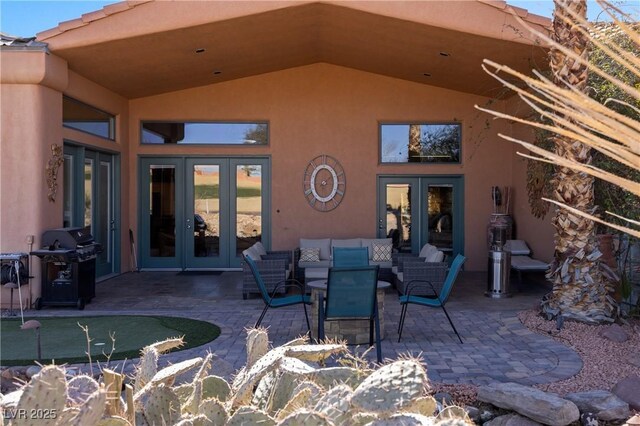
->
[308, 279, 391, 345]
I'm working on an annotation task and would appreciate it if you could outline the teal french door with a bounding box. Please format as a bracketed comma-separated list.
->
[377, 176, 464, 260]
[63, 145, 119, 278]
[139, 157, 270, 269]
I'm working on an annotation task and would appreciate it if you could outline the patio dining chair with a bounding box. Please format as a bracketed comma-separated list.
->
[318, 265, 382, 362]
[332, 247, 369, 267]
[397, 254, 466, 343]
[243, 255, 311, 336]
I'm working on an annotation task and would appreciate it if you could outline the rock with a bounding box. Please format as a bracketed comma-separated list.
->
[598, 324, 629, 343]
[485, 413, 542, 425]
[477, 382, 579, 426]
[26, 366, 41, 379]
[565, 390, 630, 421]
[625, 353, 640, 368]
[612, 376, 640, 411]
[480, 407, 500, 423]
[1, 368, 13, 380]
[465, 405, 480, 424]
[580, 412, 599, 426]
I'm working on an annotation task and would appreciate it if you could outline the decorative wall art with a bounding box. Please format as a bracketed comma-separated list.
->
[46, 144, 64, 202]
[303, 155, 346, 212]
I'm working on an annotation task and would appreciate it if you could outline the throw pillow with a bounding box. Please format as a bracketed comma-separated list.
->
[300, 247, 320, 262]
[372, 242, 392, 262]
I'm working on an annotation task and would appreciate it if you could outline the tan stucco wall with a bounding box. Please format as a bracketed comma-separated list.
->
[0, 52, 129, 307]
[129, 63, 533, 271]
[1, 50, 69, 308]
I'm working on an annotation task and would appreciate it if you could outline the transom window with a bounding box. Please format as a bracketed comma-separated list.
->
[141, 122, 268, 145]
[380, 123, 461, 163]
[63, 96, 115, 140]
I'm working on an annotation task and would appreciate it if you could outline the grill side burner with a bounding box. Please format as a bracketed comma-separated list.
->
[31, 227, 102, 310]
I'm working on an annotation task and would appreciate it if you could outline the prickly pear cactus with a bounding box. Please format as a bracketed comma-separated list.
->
[1, 329, 475, 426]
[14, 365, 67, 426]
[352, 358, 428, 412]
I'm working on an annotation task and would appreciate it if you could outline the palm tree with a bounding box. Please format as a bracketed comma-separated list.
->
[477, 0, 640, 323]
[541, 0, 617, 323]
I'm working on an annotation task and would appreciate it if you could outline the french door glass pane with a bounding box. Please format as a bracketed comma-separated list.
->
[98, 161, 111, 264]
[385, 184, 412, 252]
[427, 185, 453, 251]
[149, 165, 176, 257]
[193, 165, 220, 257]
[63, 155, 73, 228]
[84, 159, 93, 227]
[236, 164, 262, 256]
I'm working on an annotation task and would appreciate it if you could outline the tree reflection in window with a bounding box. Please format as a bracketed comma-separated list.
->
[381, 123, 461, 163]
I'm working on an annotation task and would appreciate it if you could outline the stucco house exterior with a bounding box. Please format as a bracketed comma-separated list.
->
[0, 0, 555, 308]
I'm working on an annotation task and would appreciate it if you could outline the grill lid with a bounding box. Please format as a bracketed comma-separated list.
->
[41, 227, 95, 249]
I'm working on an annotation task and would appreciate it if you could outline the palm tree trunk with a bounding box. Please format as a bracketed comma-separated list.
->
[542, 0, 617, 323]
[408, 125, 421, 162]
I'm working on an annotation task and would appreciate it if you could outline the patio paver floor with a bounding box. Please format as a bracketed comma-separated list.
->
[12, 270, 582, 387]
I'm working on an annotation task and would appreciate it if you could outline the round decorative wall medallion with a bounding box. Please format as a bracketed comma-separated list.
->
[303, 155, 346, 211]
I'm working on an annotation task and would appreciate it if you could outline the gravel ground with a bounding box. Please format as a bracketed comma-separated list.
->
[519, 309, 640, 396]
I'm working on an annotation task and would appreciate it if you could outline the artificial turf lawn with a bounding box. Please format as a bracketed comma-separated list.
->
[0, 316, 220, 366]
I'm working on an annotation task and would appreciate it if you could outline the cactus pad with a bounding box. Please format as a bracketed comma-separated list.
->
[198, 397, 227, 425]
[366, 412, 434, 425]
[313, 384, 353, 424]
[283, 344, 347, 362]
[352, 359, 427, 412]
[226, 406, 275, 426]
[149, 337, 184, 354]
[402, 396, 437, 417]
[71, 387, 108, 426]
[149, 357, 203, 386]
[14, 365, 67, 426]
[142, 383, 181, 426]
[135, 346, 159, 392]
[277, 409, 332, 426]
[67, 374, 100, 406]
[276, 388, 313, 421]
[246, 327, 269, 368]
[96, 416, 132, 425]
[310, 367, 363, 389]
[201, 375, 231, 402]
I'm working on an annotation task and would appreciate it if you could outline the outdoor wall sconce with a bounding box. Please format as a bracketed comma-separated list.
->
[46, 144, 64, 202]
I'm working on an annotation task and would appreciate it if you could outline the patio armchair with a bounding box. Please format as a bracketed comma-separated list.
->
[243, 255, 311, 334]
[318, 265, 382, 362]
[332, 247, 369, 267]
[398, 254, 466, 343]
[242, 242, 294, 300]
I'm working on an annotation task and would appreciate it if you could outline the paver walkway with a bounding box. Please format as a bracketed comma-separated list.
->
[15, 270, 582, 386]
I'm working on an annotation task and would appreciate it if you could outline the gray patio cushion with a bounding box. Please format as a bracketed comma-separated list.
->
[419, 243, 438, 258]
[300, 238, 332, 260]
[511, 255, 548, 271]
[242, 246, 261, 261]
[253, 241, 268, 257]
[392, 266, 398, 274]
[306, 267, 329, 280]
[396, 272, 404, 283]
[425, 251, 444, 263]
[505, 240, 531, 256]
[298, 260, 332, 269]
[369, 260, 392, 268]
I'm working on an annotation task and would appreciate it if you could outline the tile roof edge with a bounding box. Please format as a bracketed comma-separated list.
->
[478, 0, 552, 27]
[36, 1, 149, 41]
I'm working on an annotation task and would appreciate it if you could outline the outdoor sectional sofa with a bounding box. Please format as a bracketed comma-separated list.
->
[241, 242, 293, 300]
[294, 238, 394, 283]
